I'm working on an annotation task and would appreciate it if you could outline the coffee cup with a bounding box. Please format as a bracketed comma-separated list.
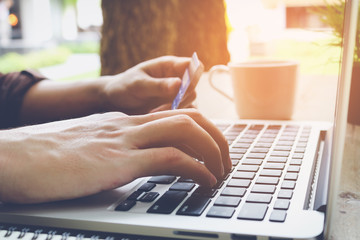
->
[208, 60, 298, 120]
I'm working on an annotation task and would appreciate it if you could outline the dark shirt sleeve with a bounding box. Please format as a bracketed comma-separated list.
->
[0, 70, 47, 129]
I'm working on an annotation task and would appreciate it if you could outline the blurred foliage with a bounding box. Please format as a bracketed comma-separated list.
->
[63, 0, 77, 7]
[0, 47, 71, 73]
[60, 41, 100, 54]
[59, 69, 100, 82]
[251, 38, 342, 76]
[0, 41, 99, 74]
[312, 0, 360, 62]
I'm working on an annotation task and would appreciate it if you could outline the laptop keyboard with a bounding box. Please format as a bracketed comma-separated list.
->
[115, 123, 311, 223]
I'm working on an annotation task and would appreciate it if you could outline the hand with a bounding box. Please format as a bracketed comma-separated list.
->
[0, 109, 230, 204]
[19, 56, 199, 126]
[102, 56, 198, 114]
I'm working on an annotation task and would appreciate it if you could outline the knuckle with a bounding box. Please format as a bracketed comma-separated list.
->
[173, 114, 196, 129]
[162, 147, 183, 167]
[186, 108, 203, 119]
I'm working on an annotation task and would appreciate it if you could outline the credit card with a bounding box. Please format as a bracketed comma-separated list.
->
[171, 52, 204, 110]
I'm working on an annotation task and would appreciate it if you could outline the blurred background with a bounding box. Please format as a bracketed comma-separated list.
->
[0, 0, 341, 79]
[0, 0, 346, 121]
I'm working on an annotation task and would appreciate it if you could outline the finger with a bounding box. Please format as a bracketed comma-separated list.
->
[129, 113, 226, 178]
[142, 56, 191, 78]
[134, 110, 231, 174]
[148, 89, 197, 112]
[178, 90, 197, 109]
[149, 103, 172, 113]
[129, 147, 217, 187]
[133, 76, 181, 100]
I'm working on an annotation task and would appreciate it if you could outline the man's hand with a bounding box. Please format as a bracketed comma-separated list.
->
[20, 56, 198, 125]
[0, 109, 230, 204]
[102, 56, 198, 114]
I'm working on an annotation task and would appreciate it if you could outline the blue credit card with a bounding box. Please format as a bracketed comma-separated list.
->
[171, 52, 203, 110]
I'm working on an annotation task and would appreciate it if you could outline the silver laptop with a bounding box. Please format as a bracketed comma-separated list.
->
[0, 0, 358, 239]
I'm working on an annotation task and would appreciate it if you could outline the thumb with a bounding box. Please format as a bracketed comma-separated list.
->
[145, 77, 181, 98]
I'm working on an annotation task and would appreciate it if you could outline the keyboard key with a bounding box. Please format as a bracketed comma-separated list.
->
[251, 184, 276, 194]
[255, 143, 272, 148]
[264, 163, 285, 170]
[226, 135, 237, 142]
[284, 173, 298, 181]
[215, 123, 230, 131]
[147, 191, 188, 214]
[237, 165, 259, 172]
[232, 160, 240, 166]
[261, 133, 278, 138]
[238, 203, 268, 221]
[273, 146, 292, 151]
[233, 143, 251, 149]
[297, 142, 307, 147]
[294, 147, 306, 153]
[256, 177, 279, 185]
[279, 136, 296, 141]
[232, 171, 255, 179]
[270, 151, 290, 157]
[270, 210, 287, 222]
[298, 137, 309, 142]
[169, 182, 195, 192]
[249, 124, 264, 130]
[241, 158, 263, 165]
[230, 148, 247, 154]
[193, 187, 218, 198]
[231, 124, 247, 130]
[148, 175, 176, 184]
[246, 193, 272, 203]
[230, 153, 244, 160]
[242, 134, 258, 139]
[260, 169, 282, 177]
[292, 153, 304, 159]
[258, 138, 275, 143]
[278, 190, 293, 199]
[227, 179, 251, 188]
[237, 138, 253, 144]
[207, 206, 235, 218]
[290, 159, 302, 165]
[177, 195, 211, 216]
[277, 141, 294, 146]
[251, 148, 269, 153]
[127, 191, 144, 201]
[138, 182, 156, 192]
[139, 192, 159, 202]
[267, 125, 281, 130]
[213, 180, 224, 189]
[274, 199, 290, 210]
[267, 157, 287, 163]
[247, 153, 267, 159]
[287, 165, 301, 172]
[221, 187, 246, 197]
[177, 177, 195, 183]
[281, 181, 296, 189]
[115, 200, 136, 211]
[214, 196, 241, 207]
[281, 131, 297, 136]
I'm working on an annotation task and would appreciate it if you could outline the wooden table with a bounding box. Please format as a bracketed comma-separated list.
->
[196, 72, 360, 239]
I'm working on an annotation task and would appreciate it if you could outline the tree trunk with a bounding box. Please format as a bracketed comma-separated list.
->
[100, 0, 230, 75]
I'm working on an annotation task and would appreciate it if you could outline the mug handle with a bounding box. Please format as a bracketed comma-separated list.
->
[208, 65, 234, 102]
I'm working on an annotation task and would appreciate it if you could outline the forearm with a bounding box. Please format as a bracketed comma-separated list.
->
[19, 78, 108, 125]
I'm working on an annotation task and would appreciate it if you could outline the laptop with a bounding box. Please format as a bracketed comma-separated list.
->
[0, 0, 358, 239]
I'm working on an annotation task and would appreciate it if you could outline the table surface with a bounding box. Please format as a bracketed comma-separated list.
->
[196, 72, 360, 239]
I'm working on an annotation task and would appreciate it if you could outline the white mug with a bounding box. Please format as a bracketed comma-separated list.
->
[209, 60, 298, 120]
